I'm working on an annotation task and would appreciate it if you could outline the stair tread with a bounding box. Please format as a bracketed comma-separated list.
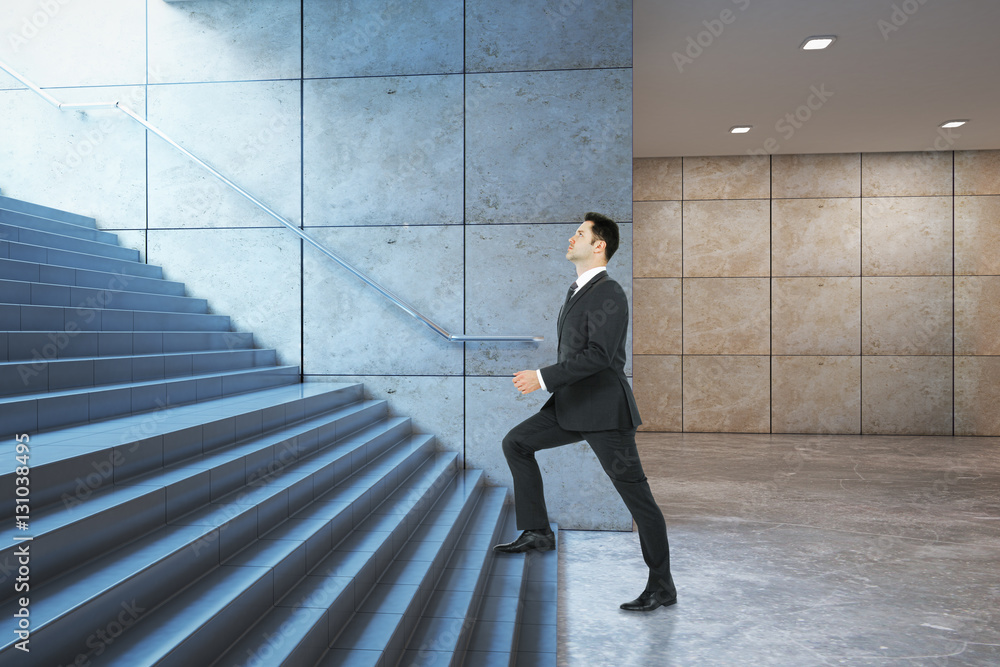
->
[0, 403, 395, 542]
[0, 277, 208, 313]
[0, 382, 355, 460]
[0, 522, 214, 627]
[0, 257, 186, 295]
[0, 257, 186, 296]
[0, 348, 278, 397]
[0, 420, 427, 652]
[0, 220, 136, 257]
[226, 465, 479, 667]
[2, 330, 254, 357]
[402, 487, 508, 661]
[8, 303, 231, 331]
[94, 452, 458, 666]
[169, 430, 429, 531]
[328, 484, 501, 658]
[0, 195, 97, 228]
[92, 561, 275, 666]
[0, 348, 272, 368]
[0, 208, 117, 243]
[210, 604, 328, 667]
[0, 364, 299, 407]
[3, 238, 161, 278]
[0, 195, 560, 667]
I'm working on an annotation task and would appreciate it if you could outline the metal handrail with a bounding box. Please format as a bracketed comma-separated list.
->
[0, 60, 542, 343]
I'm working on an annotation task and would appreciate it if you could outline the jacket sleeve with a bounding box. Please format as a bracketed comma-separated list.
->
[538, 282, 627, 392]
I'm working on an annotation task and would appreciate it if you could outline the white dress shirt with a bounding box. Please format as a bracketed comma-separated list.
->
[536, 266, 607, 392]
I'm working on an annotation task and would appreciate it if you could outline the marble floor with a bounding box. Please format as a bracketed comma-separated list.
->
[555, 433, 1000, 666]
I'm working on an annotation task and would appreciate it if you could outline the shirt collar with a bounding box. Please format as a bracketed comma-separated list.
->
[573, 266, 607, 292]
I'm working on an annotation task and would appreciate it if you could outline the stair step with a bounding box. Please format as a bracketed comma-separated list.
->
[0, 413, 422, 665]
[513, 528, 559, 664]
[0, 364, 300, 437]
[0, 195, 98, 228]
[1, 238, 162, 278]
[1, 330, 255, 363]
[0, 382, 361, 514]
[0, 348, 278, 397]
[0, 257, 186, 297]
[81, 449, 455, 667]
[0, 278, 208, 314]
[0, 222, 138, 261]
[230, 465, 485, 667]
[5, 303, 232, 333]
[0, 400, 393, 585]
[0, 207, 118, 244]
[319, 483, 503, 667]
[399, 487, 509, 666]
[0, 193, 560, 666]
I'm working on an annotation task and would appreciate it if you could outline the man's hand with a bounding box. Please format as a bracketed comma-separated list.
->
[513, 370, 541, 395]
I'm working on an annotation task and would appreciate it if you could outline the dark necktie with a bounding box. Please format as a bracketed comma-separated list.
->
[565, 281, 578, 303]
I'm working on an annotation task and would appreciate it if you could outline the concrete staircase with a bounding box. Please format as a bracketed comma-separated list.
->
[0, 194, 556, 666]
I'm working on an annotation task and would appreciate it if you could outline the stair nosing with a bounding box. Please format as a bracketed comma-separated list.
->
[0, 402, 393, 542]
[2, 239, 159, 278]
[0, 364, 300, 406]
[0, 256, 187, 295]
[0, 277, 208, 312]
[58, 445, 453, 667]
[0, 414, 418, 650]
[0, 197, 97, 228]
[0, 209, 117, 243]
[0, 348, 274, 367]
[0, 221, 137, 261]
[218, 458, 472, 667]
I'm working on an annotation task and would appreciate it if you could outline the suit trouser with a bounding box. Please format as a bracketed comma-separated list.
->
[502, 404, 674, 595]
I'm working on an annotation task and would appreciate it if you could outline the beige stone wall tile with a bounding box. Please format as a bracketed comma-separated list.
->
[861, 151, 952, 197]
[633, 355, 682, 432]
[684, 278, 769, 355]
[772, 198, 861, 277]
[771, 153, 861, 199]
[955, 195, 1000, 275]
[862, 277, 953, 355]
[683, 200, 770, 277]
[955, 150, 1000, 195]
[633, 278, 682, 355]
[633, 157, 682, 201]
[772, 278, 860, 355]
[955, 356, 1000, 436]
[862, 197, 953, 276]
[862, 356, 952, 435]
[634, 201, 682, 277]
[772, 356, 860, 434]
[683, 356, 769, 432]
[955, 276, 1000, 355]
[683, 155, 769, 200]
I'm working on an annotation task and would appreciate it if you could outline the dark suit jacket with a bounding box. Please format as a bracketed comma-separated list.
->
[538, 271, 642, 432]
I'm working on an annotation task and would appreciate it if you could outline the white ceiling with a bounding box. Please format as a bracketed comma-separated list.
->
[634, 0, 1000, 157]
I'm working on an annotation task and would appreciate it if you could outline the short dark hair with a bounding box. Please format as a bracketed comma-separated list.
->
[585, 212, 619, 261]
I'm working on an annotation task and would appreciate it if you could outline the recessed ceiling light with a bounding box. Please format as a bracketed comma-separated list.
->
[801, 36, 836, 50]
[730, 125, 752, 134]
[940, 120, 968, 129]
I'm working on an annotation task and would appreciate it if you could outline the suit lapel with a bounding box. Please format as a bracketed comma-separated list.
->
[557, 272, 608, 344]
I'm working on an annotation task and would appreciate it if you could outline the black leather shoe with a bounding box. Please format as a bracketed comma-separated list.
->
[619, 589, 677, 612]
[493, 528, 555, 553]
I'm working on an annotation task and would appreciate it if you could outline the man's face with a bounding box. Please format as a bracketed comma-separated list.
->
[567, 220, 602, 262]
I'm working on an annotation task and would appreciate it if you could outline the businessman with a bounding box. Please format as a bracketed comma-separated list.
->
[495, 212, 676, 612]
